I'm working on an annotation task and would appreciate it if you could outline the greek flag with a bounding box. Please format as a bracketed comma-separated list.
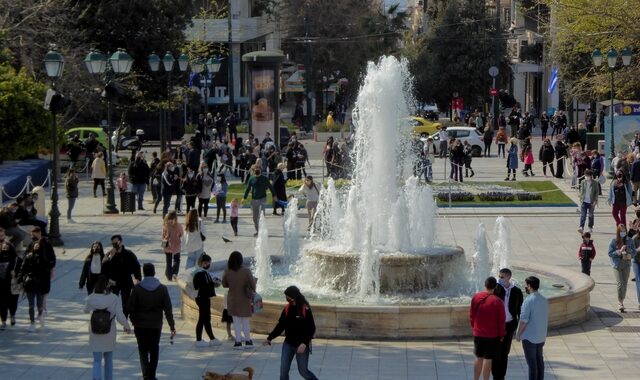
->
[548, 67, 558, 94]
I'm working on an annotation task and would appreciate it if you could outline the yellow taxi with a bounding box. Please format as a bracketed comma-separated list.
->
[410, 116, 442, 137]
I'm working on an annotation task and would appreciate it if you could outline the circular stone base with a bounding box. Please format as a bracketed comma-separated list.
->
[304, 246, 466, 293]
[178, 260, 594, 339]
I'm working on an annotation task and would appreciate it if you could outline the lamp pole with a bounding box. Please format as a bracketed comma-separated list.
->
[228, 0, 235, 115]
[43, 49, 65, 247]
[84, 48, 133, 213]
[592, 47, 632, 176]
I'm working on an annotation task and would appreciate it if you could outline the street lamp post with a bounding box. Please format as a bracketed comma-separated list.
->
[43, 49, 65, 246]
[84, 48, 133, 214]
[191, 57, 222, 125]
[592, 47, 632, 176]
[148, 52, 188, 152]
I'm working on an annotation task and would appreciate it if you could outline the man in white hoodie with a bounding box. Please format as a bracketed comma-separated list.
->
[128, 263, 176, 380]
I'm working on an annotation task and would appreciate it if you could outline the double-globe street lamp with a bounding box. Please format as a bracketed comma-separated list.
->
[84, 49, 133, 214]
[591, 47, 632, 175]
[148, 52, 189, 153]
[191, 56, 222, 123]
[43, 49, 65, 246]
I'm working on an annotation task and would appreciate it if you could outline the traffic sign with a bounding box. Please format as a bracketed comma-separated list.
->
[489, 88, 498, 97]
[488, 66, 499, 78]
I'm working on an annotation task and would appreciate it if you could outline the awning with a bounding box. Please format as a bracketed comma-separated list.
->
[284, 69, 305, 92]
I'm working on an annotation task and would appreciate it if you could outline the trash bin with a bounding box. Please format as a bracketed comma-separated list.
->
[120, 192, 136, 214]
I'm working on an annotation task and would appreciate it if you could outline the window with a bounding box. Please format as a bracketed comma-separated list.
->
[456, 130, 470, 138]
[503, 8, 511, 26]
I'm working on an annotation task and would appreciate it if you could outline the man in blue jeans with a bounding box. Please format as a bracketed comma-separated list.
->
[128, 152, 150, 211]
[578, 169, 599, 234]
[516, 276, 548, 380]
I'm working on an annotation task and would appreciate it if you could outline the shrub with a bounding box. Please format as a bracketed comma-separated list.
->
[436, 191, 474, 202]
[315, 121, 343, 132]
[516, 192, 542, 201]
[478, 192, 515, 201]
[184, 124, 196, 134]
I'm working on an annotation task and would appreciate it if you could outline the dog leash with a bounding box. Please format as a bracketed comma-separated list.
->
[225, 343, 265, 375]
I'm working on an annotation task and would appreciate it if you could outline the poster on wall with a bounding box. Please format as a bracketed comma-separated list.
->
[251, 68, 275, 140]
[605, 111, 640, 166]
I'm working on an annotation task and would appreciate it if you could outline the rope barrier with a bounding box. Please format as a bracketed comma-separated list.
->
[1, 170, 52, 201]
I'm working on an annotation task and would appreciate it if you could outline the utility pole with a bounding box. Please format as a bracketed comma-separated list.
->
[494, 0, 501, 128]
[304, 4, 313, 133]
[228, 0, 235, 115]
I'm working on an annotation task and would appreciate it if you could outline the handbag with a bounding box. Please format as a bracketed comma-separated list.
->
[598, 173, 606, 185]
[161, 239, 169, 249]
[200, 232, 206, 242]
[10, 277, 22, 295]
[251, 292, 263, 314]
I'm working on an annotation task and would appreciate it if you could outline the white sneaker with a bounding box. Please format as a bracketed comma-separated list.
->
[38, 314, 45, 328]
[28, 323, 36, 332]
[67, 218, 76, 224]
[0, 322, 6, 330]
[196, 340, 208, 347]
[209, 338, 222, 346]
[587, 227, 592, 233]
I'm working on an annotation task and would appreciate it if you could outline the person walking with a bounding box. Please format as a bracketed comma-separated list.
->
[64, 168, 79, 222]
[154, 161, 176, 217]
[128, 263, 176, 380]
[230, 198, 240, 237]
[505, 138, 519, 181]
[183, 209, 205, 269]
[213, 174, 228, 223]
[161, 211, 183, 281]
[578, 232, 596, 276]
[554, 140, 568, 179]
[538, 139, 555, 177]
[608, 224, 636, 312]
[516, 276, 549, 380]
[196, 162, 214, 218]
[463, 141, 475, 178]
[299, 176, 320, 230]
[101, 235, 141, 318]
[263, 286, 319, 380]
[192, 254, 222, 347]
[0, 237, 18, 330]
[84, 275, 131, 380]
[182, 167, 200, 214]
[540, 113, 550, 140]
[243, 168, 276, 236]
[79, 241, 105, 295]
[495, 127, 508, 158]
[608, 170, 633, 227]
[483, 127, 493, 157]
[222, 251, 257, 350]
[18, 227, 56, 332]
[91, 151, 106, 198]
[450, 139, 464, 182]
[469, 276, 505, 380]
[492, 269, 524, 380]
[272, 164, 288, 216]
[438, 127, 448, 158]
[522, 143, 535, 177]
[578, 169, 600, 234]
[128, 152, 150, 211]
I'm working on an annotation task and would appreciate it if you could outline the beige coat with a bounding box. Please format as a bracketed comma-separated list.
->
[222, 266, 256, 317]
[84, 293, 130, 352]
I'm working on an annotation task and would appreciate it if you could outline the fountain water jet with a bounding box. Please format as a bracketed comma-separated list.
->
[492, 216, 511, 274]
[253, 214, 272, 293]
[283, 197, 300, 272]
[472, 223, 491, 292]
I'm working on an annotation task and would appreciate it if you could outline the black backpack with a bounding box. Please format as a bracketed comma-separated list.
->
[91, 308, 114, 334]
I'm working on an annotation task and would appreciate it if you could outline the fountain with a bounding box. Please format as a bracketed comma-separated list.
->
[178, 56, 594, 339]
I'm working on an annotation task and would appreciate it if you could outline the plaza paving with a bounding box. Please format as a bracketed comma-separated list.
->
[2, 137, 640, 379]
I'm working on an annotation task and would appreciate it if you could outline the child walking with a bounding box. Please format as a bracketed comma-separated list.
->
[578, 232, 596, 275]
[221, 293, 234, 341]
[522, 144, 535, 177]
[230, 198, 239, 236]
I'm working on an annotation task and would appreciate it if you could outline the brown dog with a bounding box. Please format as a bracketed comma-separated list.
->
[203, 366, 254, 380]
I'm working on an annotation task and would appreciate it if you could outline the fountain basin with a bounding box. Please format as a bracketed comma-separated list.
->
[304, 246, 465, 293]
[178, 259, 594, 339]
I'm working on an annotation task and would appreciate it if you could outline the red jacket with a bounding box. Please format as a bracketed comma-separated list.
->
[469, 291, 506, 339]
[578, 240, 596, 260]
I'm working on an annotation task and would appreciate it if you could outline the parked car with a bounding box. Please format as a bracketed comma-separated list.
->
[428, 126, 484, 157]
[410, 116, 442, 138]
[64, 127, 109, 148]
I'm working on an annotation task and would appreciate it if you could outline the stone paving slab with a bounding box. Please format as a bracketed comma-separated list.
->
[1, 138, 639, 379]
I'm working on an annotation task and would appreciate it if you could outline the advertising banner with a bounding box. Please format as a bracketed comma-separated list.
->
[250, 67, 276, 140]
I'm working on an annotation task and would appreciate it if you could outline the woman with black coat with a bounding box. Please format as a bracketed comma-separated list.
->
[192, 254, 221, 346]
[272, 164, 288, 216]
[554, 140, 568, 178]
[0, 239, 18, 329]
[18, 238, 56, 331]
[79, 241, 105, 294]
[538, 138, 556, 177]
[263, 286, 318, 380]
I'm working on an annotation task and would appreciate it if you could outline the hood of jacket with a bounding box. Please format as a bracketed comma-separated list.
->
[140, 277, 161, 291]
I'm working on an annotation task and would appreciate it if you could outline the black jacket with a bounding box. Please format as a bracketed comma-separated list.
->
[101, 247, 141, 292]
[18, 241, 56, 293]
[79, 253, 104, 289]
[272, 170, 288, 200]
[267, 303, 316, 348]
[128, 158, 150, 184]
[0, 243, 18, 282]
[539, 144, 555, 162]
[128, 278, 175, 330]
[494, 284, 524, 332]
[193, 270, 217, 299]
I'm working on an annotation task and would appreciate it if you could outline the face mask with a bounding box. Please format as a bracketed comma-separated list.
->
[188, 173, 194, 179]
[498, 278, 506, 287]
[112, 242, 120, 249]
[203, 264, 211, 270]
[585, 176, 592, 181]
[32, 236, 38, 242]
[26, 207, 33, 212]
[620, 232, 627, 238]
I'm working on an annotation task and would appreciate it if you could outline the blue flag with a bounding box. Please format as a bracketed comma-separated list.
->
[547, 67, 558, 94]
